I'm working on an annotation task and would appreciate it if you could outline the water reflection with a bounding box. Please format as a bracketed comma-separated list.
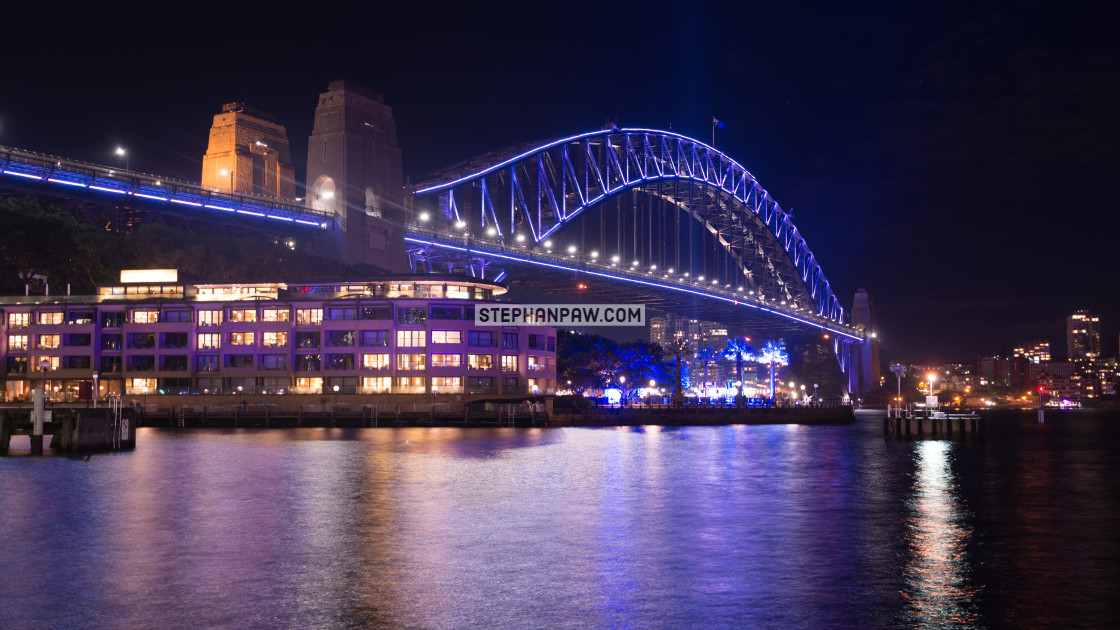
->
[902, 440, 980, 626]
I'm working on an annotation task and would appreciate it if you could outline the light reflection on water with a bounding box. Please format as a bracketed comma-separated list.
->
[901, 440, 979, 627]
[2, 412, 1119, 629]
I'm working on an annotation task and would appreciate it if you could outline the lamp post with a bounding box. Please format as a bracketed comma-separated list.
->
[927, 373, 937, 397]
[800, 384, 806, 406]
[115, 146, 128, 173]
[813, 383, 819, 406]
[40, 359, 51, 404]
[92, 370, 99, 409]
[237, 384, 244, 409]
[890, 364, 908, 413]
[220, 168, 233, 193]
[332, 384, 340, 412]
[619, 375, 626, 407]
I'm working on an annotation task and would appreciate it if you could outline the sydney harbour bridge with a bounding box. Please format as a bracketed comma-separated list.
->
[0, 99, 870, 397]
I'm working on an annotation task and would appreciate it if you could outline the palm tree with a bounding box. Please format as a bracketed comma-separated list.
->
[756, 340, 790, 402]
[723, 337, 756, 406]
[695, 346, 718, 392]
[666, 337, 693, 407]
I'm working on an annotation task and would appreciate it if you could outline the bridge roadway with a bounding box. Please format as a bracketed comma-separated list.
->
[404, 226, 863, 342]
[0, 145, 334, 228]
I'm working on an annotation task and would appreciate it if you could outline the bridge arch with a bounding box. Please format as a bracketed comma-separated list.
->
[409, 129, 845, 325]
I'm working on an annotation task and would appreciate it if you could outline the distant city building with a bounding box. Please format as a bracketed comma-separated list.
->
[1013, 340, 1051, 364]
[649, 314, 744, 389]
[1067, 309, 1101, 363]
[201, 103, 296, 200]
[0, 270, 556, 402]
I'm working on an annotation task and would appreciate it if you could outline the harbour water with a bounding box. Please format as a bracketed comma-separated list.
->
[2, 409, 1118, 628]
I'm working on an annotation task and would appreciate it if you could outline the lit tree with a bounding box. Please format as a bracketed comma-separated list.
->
[723, 337, 756, 406]
[695, 346, 719, 391]
[666, 337, 693, 407]
[756, 340, 790, 401]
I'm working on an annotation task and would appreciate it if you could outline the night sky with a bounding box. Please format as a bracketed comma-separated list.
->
[3, 1, 1118, 364]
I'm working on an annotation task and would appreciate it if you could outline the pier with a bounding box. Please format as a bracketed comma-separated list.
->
[883, 405, 983, 440]
[0, 408, 137, 454]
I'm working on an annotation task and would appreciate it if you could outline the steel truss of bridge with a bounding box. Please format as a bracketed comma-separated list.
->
[405, 128, 864, 358]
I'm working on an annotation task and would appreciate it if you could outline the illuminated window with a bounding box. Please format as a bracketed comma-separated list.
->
[501, 355, 518, 372]
[395, 376, 426, 393]
[229, 332, 255, 346]
[295, 377, 323, 393]
[34, 356, 60, 371]
[397, 353, 426, 370]
[262, 331, 288, 347]
[8, 313, 29, 328]
[446, 285, 469, 299]
[262, 308, 290, 322]
[431, 376, 462, 393]
[8, 335, 28, 351]
[362, 376, 391, 393]
[197, 333, 220, 350]
[468, 354, 493, 370]
[228, 309, 257, 323]
[132, 310, 159, 324]
[397, 330, 426, 347]
[432, 330, 462, 344]
[528, 356, 547, 372]
[197, 310, 222, 327]
[362, 353, 390, 369]
[297, 309, 323, 326]
[36, 334, 60, 350]
[37, 312, 63, 325]
[431, 353, 461, 368]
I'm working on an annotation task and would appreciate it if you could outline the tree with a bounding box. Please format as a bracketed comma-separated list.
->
[666, 338, 693, 407]
[723, 337, 756, 406]
[756, 340, 790, 401]
[695, 346, 718, 390]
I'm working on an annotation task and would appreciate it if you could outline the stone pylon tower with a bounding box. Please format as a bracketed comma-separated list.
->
[848, 288, 881, 398]
[201, 103, 295, 200]
[306, 80, 407, 271]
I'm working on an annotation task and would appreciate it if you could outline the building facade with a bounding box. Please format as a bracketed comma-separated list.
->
[1, 271, 556, 402]
[1067, 309, 1101, 363]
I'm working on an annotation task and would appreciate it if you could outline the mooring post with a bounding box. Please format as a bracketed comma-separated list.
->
[31, 386, 45, 455]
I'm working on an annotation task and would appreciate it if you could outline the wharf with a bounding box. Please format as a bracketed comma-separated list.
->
[551, 405, 855, 427]
[0, 408, 138, 454]
[883, 405, 983, 440]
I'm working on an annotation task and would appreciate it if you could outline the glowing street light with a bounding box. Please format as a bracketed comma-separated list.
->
[115, 146, 129, 172]
[486, 227, 497, 237]
[419, 211, 430, 222]
[219, 168, 233, 192]
[927, 373, 937, 396]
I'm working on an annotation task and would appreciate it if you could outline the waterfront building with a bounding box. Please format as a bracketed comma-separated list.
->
[0, 270, 556, 402]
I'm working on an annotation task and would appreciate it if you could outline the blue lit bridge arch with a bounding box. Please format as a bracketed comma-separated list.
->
[405, 128, 864, 366]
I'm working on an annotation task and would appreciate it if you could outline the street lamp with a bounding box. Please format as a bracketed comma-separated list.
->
[39, 359, 51, 404]
[890, 364, 908, 406]
[927, 373, 937, 396]
[115, 146, 129, 172]
[92, 370, 99, 409]
[220, 168, 233, 193]
[237, 384, 244, 409]
[332, 384, 340, 412]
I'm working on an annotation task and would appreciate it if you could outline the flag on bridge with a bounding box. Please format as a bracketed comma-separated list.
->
[712, 117, 725, 129]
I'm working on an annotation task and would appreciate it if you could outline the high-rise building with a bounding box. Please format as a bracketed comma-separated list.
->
[1067, 310, 1101, 362]
[1013, 340, 1051, 364]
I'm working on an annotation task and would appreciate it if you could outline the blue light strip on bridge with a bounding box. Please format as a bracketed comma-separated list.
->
[404, 235, 862, 341]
